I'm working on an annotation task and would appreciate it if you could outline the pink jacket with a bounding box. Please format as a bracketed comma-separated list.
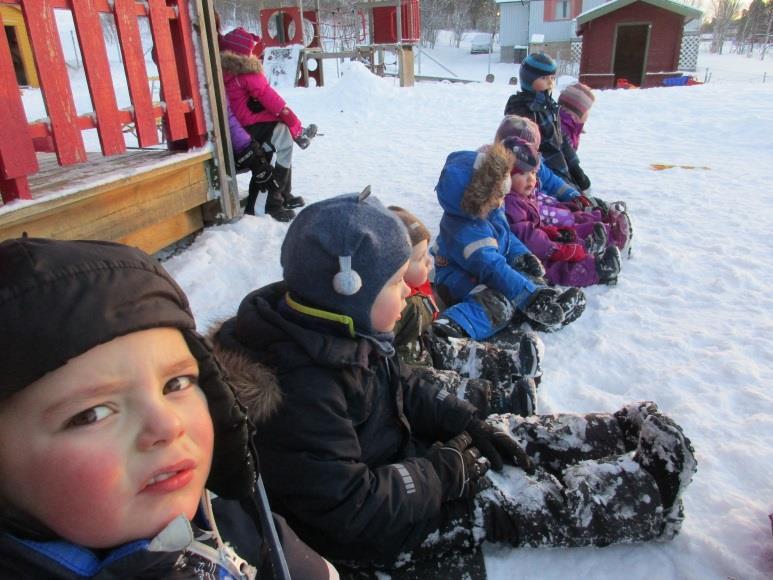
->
[221, 52, 303, 139]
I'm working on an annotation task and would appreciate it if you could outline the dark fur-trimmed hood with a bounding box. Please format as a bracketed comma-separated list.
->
[210, 320, 282, 424]
[435, 142, 514, 220]
[220, 51, 264, 76]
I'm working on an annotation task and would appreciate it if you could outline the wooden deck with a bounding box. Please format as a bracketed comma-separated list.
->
[0, 148, 213, 254]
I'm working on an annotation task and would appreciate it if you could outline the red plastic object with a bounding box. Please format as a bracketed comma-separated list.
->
[372, 0, 420, 44]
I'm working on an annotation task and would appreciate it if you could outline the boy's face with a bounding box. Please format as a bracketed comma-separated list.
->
[532, 75, 555, 92]
[370, 260, 411, 333]
[511, 170, 538, 197]
[0, 328, 214, 549]
[404, 240, 433, 288]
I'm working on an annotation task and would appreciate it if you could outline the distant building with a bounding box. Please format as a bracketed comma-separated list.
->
[495, 0, 701, 74]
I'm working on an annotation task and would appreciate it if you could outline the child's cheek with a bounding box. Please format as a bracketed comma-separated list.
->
[38, 446, 125, 540]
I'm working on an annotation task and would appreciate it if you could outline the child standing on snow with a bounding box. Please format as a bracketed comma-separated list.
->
[504, 52, 591, 193]
[0, 238, 335, 579]
[431, 141, 586, 338]
[558, 82, 596, 151]
[211, 192, 697, 575]
[389, 205, 543, 418]
[502, 138, 622, 287]
[220, 27, 317, 222]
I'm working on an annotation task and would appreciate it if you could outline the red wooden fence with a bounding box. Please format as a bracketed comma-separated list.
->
[0, 0, 208, 204]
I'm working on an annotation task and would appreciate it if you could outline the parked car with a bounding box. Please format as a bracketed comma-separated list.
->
[470, 33, 493, 54]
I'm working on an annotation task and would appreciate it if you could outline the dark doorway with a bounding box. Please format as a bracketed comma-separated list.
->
[613, 24, 649, 86]
[5, 25, 27, 86]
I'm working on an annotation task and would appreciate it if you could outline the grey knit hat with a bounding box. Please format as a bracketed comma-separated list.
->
[281, 187, 411, 335]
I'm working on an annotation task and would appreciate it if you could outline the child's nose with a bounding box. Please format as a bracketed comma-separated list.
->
[137, 398, 185, 450]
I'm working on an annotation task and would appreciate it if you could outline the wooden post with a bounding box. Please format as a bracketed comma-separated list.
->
[194, 0, 240, 220]
[399, 45, 414, 87]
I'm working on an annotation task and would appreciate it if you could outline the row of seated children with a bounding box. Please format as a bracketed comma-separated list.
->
[498, 53, 633, 287]
[208, 190, 697, 576]
[0, 204, 697, 578]
[219, 25, 317, 222]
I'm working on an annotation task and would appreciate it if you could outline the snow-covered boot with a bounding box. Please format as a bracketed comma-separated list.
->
[633, 414, 697, 537]
[478, 454, 663, 548]
[607, 204, 633, 258]
[614, 400, 659, 451]
[495, 412, 626, 474]
[584, 222, 608, 256]
[596, 246, 621, 285]
[521, 288, 565, 328]
[509, 377, 537, 417]
[432, 316, 468, 340]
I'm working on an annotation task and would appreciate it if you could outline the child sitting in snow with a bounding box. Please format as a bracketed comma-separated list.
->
[496, 114, 633, 257]
[389, 205, 543, 417]
[558, 82, 595, 151]
[220, 27, 317, 222]
[0, 238, 334, 579]
[502, 138, 622, 287]
[504, 52, 591, 193]
[431, 141, 586, 338]
[210, 192, 697, 575]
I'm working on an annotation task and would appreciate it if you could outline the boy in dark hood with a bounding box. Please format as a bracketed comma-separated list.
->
[0, 238, 334, 579]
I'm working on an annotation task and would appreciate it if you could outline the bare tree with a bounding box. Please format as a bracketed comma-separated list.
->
[450, 2, 473, 47]
[711, 0, 742, 53]
[420, 0, 452, 48]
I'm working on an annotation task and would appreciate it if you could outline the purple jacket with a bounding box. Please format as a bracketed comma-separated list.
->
[559, 109, 584, 151]
[228, 105, 252, 154]
[504, 192, 556, 261]
[505, 191, 600, 287]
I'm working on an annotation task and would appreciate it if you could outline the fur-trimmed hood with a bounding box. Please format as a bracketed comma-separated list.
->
[220, 50, 263, 76]
[435, 142, 514, 220]
[211, 328, 283, 424]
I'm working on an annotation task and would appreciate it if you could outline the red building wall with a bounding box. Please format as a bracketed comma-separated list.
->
[579, 2, 685, 89]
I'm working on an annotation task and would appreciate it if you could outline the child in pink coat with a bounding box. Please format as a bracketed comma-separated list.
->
[220, 27, 316, 221]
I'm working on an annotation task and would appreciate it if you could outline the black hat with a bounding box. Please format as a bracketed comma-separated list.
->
[0, 238, 255, 499]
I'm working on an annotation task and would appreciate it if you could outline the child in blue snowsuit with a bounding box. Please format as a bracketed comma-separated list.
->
[432, 140, 586, 340]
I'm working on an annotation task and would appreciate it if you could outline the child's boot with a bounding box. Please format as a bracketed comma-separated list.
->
[614, 400, 659, 450]
[633, 413, 698, 538]
[584, 222, 608, 256]
[432, 316, 468, 340]
[521, 288, 565, 328]
[596, 246, 621, 285]
[294, 124, 318, 149]
[509, 377, 537, 416]
[555, 287, 586, 327]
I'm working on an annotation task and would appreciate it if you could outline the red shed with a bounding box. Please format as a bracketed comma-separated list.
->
[576, 0, 702, 89]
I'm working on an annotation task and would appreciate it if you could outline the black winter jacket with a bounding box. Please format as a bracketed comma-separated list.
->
[214, 282, 477, 565]
[504, 90, 589, 190]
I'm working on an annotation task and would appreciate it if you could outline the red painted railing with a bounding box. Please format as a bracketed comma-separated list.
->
[0, 0, 208, 203]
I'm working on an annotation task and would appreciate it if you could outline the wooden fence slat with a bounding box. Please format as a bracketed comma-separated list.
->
[114, 0, 159, 147]
[21, 0, 86, 165]
[170, 0, 206, 147]
[148, 0, 186, 142]
[71, 0, 125, 155]
[0, 12, 37, 202]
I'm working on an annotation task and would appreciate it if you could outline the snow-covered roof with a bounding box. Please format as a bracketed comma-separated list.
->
[576, 0, 703, 25]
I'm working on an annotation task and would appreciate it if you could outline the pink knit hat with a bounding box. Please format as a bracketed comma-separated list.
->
[219, 27, 257, 56]
[495, 115, 541, 149]
[558, 83, 595, 121]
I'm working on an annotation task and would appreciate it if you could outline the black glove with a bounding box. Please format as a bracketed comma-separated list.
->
[556, 228, 576, 244]
[510, 252, 546, 281]
[235, 141, 272, 179]
[466, 419, 535, 474]
[246, 97, 265, 114]
[426, 432, 492, 501]
[521, 288, 565, 327]
[569, 163, 591, 192]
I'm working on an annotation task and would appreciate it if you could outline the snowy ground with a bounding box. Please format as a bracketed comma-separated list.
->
[13, 20, 773, 580]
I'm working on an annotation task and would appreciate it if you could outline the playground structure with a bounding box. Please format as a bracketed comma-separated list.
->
[0, 1, 423, 254]
[254, 0, 420, 88]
